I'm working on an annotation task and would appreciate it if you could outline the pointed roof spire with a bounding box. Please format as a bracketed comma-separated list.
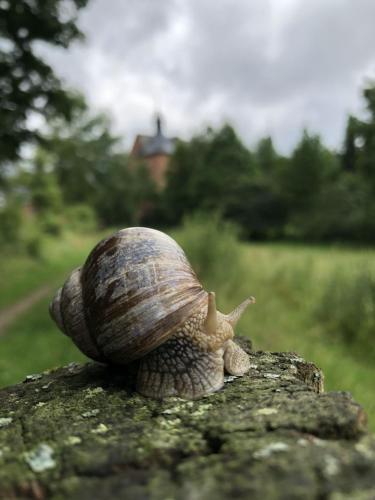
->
[156, 114, 162, 136]
[133, 113, 175, 158]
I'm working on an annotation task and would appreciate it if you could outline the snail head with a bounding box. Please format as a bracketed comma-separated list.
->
[202, 292, 256, 352]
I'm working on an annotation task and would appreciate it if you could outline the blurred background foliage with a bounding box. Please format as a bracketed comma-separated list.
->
[1, 1, 375, 430]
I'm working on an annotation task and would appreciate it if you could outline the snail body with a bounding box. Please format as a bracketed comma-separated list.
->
[50, 227, 254, 399]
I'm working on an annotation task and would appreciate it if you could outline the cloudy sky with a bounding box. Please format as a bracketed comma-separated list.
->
[40, 0, 375, 153]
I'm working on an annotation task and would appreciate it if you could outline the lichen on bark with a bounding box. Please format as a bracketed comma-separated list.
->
[0, 338, 374, 499]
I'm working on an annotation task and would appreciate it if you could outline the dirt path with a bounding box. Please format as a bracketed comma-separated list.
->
[0, 285, 53, 336]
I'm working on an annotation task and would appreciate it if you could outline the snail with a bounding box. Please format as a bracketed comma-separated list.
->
[49, 227, 255, 399]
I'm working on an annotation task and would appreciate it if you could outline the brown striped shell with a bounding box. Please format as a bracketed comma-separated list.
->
[50, 227, 208, 364]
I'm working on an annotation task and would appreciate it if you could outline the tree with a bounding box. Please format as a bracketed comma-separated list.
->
[300, 174, 373, 242]
[197, 125, 255, 212]
[30, 150, 62, 215]
[281, 131, 336, 211]
[96, 159, 158, 227]
[222, 136, 288, 238]
[278, 130, 339, 238]
[46, 111, 119, 207]
[0, 0, 89, 170]
[341, 115, 359, 172]
[164, 125, 255, 226]
[0, 194, 23, 248]
[163, 135, 209, 224]
[39, 107, 158, 227]
[255, 137, 278, 178]
[356, 84, 375, 184]
[225, 179, 287, 240]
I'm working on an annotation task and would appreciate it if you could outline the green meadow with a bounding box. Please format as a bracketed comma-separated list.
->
[0, 231, 104, 385]
[1, 220, 374, 431]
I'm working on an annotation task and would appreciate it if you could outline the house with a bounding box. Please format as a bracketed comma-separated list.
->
[130, 115, 177, 189]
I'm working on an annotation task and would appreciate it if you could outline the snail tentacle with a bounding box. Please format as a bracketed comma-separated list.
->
[204, 291, 217, 336]
[226, 297, 256, 327]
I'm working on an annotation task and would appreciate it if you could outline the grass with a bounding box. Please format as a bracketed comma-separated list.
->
[0, 231, 108, 310]
[235, 243, 375, 431]
[0, 221, 374, 431]
[0, 230, 110, 385]
[0, 296, 87, 387]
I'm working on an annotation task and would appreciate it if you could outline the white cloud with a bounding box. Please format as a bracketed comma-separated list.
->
[35, 0, 375, 154]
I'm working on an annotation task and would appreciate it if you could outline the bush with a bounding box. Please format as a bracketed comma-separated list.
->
[0, 199, 23, 249]
[315, 267, 375, 359]
[64, 204, 98, 233]
[25, 236, 43, 258]
[0, 197, 45, 258]
[18, 218, 44, 259]
[170, 213, 245, 298]
[40, 213, 64, 236]
[296, 174, 375, 242]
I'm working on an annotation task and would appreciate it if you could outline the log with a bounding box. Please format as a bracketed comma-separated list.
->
[0, 338, 374, 499]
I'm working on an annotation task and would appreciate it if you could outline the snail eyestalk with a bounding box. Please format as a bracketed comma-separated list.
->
[205, 291, 217, 336]
[226, 296, 256, 327]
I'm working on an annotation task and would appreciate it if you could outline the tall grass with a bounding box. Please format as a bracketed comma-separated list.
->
[0, 231, 107, 384]
[0, 297, 87, 387]
[315, 267, 375, 359]
[0, 231, 108, 310]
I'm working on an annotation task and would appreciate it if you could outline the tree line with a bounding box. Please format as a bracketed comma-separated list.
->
[2, 84, 375, 252]
[163, 90, 375, 243]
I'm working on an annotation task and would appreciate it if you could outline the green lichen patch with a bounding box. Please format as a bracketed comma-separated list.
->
[0, 417, 13, 428]
[84, 387, 105, 398]
[24, 443, 56, 473]
[91, 424, 109, 435]
[64, 436, 82, 446]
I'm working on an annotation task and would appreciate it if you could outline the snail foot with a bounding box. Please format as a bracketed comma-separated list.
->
[136, 334, 225, 399]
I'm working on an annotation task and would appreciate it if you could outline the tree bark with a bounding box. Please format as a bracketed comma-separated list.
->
[0, 338, 374, 499]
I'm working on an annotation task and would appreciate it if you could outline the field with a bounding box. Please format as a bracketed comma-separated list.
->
[0, 231, 106, 386]
[0, 222, 374, 431]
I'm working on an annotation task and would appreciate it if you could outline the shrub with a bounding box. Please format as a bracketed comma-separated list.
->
[40, 213, 64, 236]
[64, 204, 98, 233]
[25, 236, 43, 258]
[315, 267, 375, 359]
[170, 213, 245, 298]
[0, 199, 23, 249]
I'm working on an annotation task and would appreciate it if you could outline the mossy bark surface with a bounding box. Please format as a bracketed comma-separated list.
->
[0, 338, 374, 499]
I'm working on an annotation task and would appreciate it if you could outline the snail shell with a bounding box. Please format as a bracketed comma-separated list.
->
[50, 227, 207, 365]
